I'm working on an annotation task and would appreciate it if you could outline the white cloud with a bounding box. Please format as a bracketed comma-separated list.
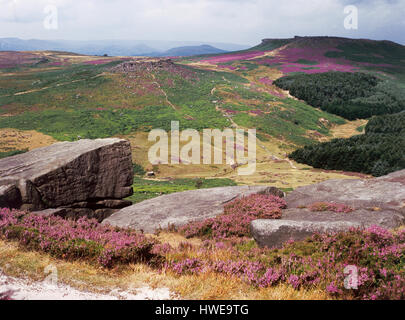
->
[0, 0, 404, 44]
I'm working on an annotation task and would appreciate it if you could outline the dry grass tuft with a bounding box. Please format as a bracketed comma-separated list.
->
[0, 239, 330, 300]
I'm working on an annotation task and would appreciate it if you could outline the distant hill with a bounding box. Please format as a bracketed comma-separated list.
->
[0, 38, 247, 57]
[158, 45, 227, 57]
[249, 36, 405, 65]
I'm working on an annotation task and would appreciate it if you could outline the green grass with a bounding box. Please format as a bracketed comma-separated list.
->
[231, 97, 345, 146]
[126, 177, 237, 204]
[0, 64, 253, 140]
[324, 41, 405, 66]
[0, 149, 28, 159]
[0, 107, 182, 141]
[294, 59, 319, 65]
[0, 61, 123, 97]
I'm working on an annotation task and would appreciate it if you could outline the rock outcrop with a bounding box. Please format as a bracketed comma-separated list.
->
[0, 138, 133, 220]
[252, 170, 405, 248]
[252, 209, 405, 248]
[111, 59, 178, 74]
[252, 220, 362, 248]
[284, 170, 405, 213]
[103, 186, 273, 233]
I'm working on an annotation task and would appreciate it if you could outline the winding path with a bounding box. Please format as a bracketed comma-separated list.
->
[210, 84, 296, 169]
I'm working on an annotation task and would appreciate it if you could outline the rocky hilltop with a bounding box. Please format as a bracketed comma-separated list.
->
[111, 58, 177, 73]
[0, 138, 133, 221]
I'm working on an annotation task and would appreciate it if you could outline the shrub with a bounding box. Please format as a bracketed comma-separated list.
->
[308, 202, 354, 213]
[133, 163, 146, 176]
[179, 194, 286, 239]
[0, 208, 161, 268]
[0, 149, 28, 159]
[168, 226, 405, 300]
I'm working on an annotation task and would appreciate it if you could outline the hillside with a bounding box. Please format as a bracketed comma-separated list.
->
[1, 35, 405, 302]
[157, 45, 227, 57]
[1, 36, 404, 185]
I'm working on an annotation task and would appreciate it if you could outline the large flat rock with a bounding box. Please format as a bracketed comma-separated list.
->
[103, 186, 272, 233]
[0, 138, 133, 210]
[252, 170, 405, 248]
[252, 208, 405, 248]
[252, 220, 362, 248]
[285, 169, 405, 213]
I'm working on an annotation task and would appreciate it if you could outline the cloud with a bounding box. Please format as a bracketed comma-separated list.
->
[0, 0, 404, 44]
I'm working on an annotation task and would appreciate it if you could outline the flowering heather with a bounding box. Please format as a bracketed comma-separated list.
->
[266, 89, 286, 98]
[48, 61, 64, 66]
[255, 47, 364, 75]
[258, 77, 273, 85]
[217, 65, 237, 70]
[0, 208, 161, 268]
[249, 109, 263, 115]
[201, 51, 264, 64]
[179, 194, 286, 239]
[308, 202, 354, 213]
[168, 226, 405, 300]
[224, 109, 239, 114]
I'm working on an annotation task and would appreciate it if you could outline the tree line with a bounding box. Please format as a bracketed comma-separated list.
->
[274, 72, 405, 120]
[289, 112, 405, 176]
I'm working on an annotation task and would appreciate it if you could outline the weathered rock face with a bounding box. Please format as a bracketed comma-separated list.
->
[103, 186, 272, 233]
[0, 138, 133, 220]
[252, 220, 362, 248]
[0, 184, 21, 208]
[252, 209, 405, 248]
[252, 170, 405, 248]
[285, 170, 405, 213]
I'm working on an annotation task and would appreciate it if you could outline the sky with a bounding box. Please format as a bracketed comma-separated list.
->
[0, 0, 404, 45]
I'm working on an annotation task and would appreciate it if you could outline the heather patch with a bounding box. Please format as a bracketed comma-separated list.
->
[1, 206, 404, 299]
[179, 194, 286, 239]
[217, 65, 237, 70]
[0, 208, 161, 268]
[167, 226, 405, 300]
[252, 46, 395, 76]
[254, 47, 358, 75]
[201, 51, 264, 64]
[258, 77, 273, 85]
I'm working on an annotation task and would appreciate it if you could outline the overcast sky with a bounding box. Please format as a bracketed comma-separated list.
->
[0, 0, 404, 45]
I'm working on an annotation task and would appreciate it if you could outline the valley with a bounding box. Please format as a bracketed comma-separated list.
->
[3, 36, 397, 189]
[1, 35, 405, 301]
